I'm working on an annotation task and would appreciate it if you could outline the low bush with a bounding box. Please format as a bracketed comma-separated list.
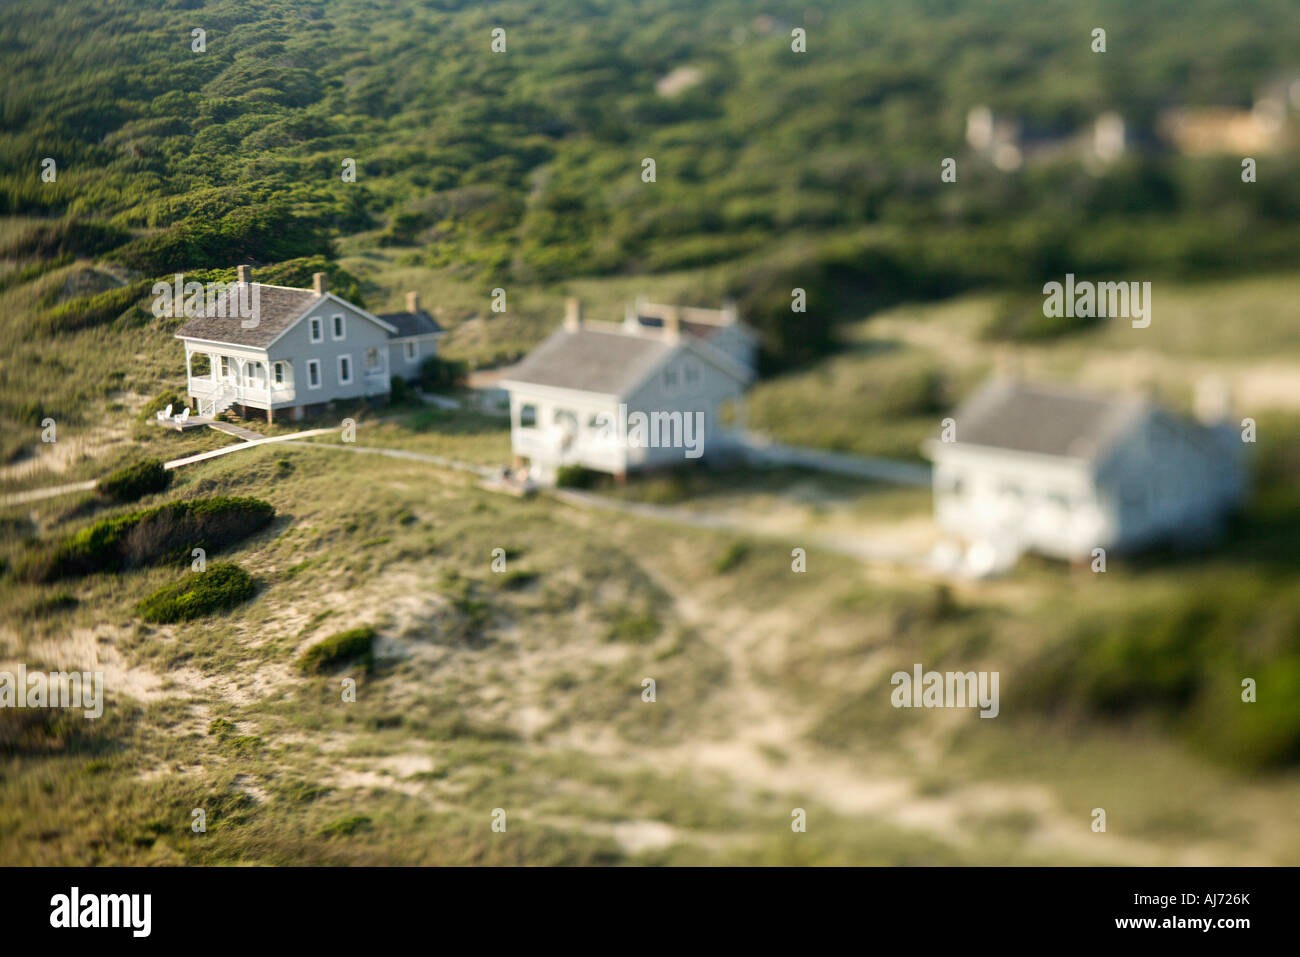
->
[604, 605, 660, 644]
[16, 496, 275, 582]
[1022, 580, 1300, 770]
[37, 280, 154, 335]
[138, 391, 181, 423]
[136, 562, 256, 623]
[389, 374, 413, 404]
[714, 541, 750, 573]
[298, 626, 375, 674]
[320, 814, 372, 837]
[555, 465, 601, 489]
[97, 458, 171, 503]
[417, 355, 468, 391]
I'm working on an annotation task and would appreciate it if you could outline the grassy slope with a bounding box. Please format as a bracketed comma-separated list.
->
[2, 272, 1299, 864]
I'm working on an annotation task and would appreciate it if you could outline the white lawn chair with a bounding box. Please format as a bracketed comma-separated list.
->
[173, 407, 190, 426]
[155, 403, 173, 421]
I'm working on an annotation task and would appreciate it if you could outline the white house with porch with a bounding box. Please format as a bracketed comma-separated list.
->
[174, 267, 439, 422]
[923, 378, 1246, 573]
[500, 298, 758, 483]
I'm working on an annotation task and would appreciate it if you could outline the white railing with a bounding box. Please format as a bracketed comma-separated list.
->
[513, 427, 623, 471]
[195, 382, 238, 418]
[190, 378, 295, 415]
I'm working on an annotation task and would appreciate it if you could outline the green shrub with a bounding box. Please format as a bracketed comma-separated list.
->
[497, 569, 539, 590]
[298, 626, 375, 674]
[207, 718, 237, 738]
[38, 280, 154, 335]
[136, 562, 256, 623]
[417, 355, 468, 391]
[98, 458, 171, 502]
[604, 605, 660, 644]
[1023, 582, 1300, 770]
[321, 814, 372, 837]
[556, 465, 600, 489]
[16, 496, 275, 582]
[0, 218, 130, 260]
[138, 391, 181, 423]
[714, 541, 750, 573]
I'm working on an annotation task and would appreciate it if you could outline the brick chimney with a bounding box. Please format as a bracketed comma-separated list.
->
[237, 264, 251, 284]
[312, 272, 327, 297]
[664, 306, 682, 342]
[564, 297, 582, 332]
[406, 291, 419, 313]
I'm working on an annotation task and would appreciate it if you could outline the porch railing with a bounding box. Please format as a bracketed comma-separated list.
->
[190, 378, 295, 414]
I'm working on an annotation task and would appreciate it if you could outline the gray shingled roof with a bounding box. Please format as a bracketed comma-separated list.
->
[952, 380, 1150, 460]
[378, 309, 444, 339]
[174, 283, 318, 348]
[501, 327, 677, 397]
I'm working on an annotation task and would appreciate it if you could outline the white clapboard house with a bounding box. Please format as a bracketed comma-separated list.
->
[924, 378, 1246, 572]
[174, 267, 442, 422]
[500, 298, 758, 483]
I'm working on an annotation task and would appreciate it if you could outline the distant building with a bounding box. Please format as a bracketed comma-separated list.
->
[500, 298, 758, 483]
[377, 291, 445, 382]
[1157, 106, 1284, 155]
[923, 379, 1245, 570]
[1092, 112, 1127, 164]
[966, 105, 1024, 171]
[1158, 78, 1300, 156]
[174, 267, 440, 422]
[966, 105, 1126, 171]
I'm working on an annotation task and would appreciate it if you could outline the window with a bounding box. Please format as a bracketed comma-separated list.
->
[306, 359, 321, 389]
[221, 356, 233, 380]
[309, 317, 323, 343]
[365, 347, 380, 370]
[273, 362, 285, 386]
[405, 341, 418, 362]
[190, 354, 210, 378]
[999, 482, 1024, 500]
[332, 314, 345, 340]
[338, 354, 352, 385]
[684, 363, 700, 387]
[519, 404, 537, 427]
[663, 367, 678, 390]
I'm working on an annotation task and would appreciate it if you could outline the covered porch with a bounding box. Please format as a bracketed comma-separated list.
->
[185, 345, 296, 422]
